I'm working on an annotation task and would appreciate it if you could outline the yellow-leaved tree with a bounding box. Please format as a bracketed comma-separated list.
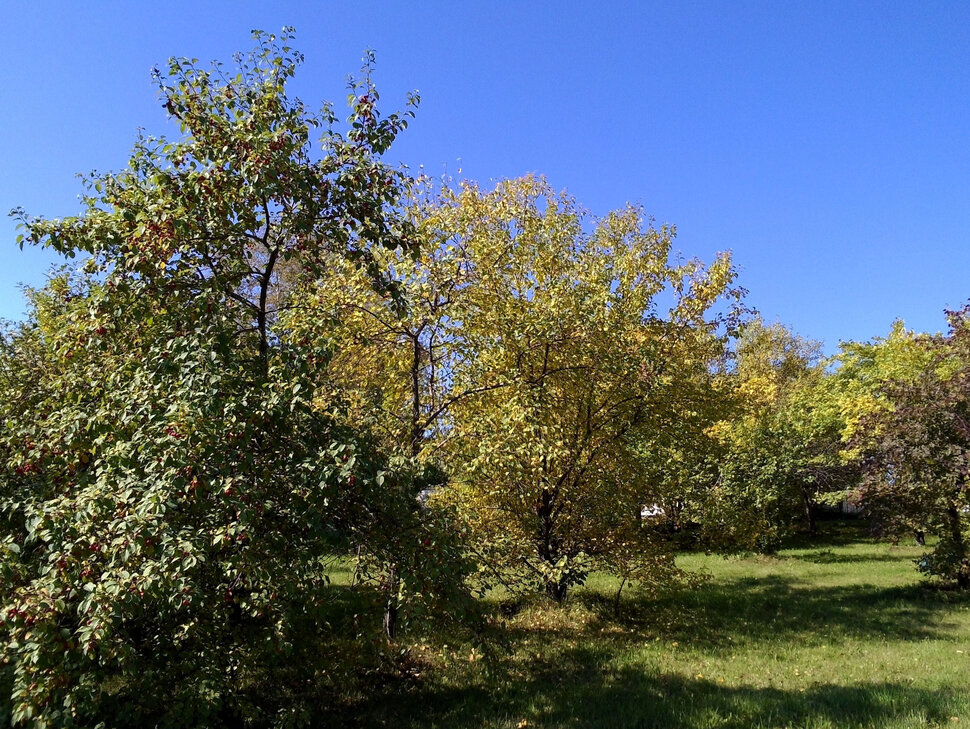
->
[290, 176, 742, 602]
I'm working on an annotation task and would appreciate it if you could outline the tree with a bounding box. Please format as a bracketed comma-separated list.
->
[420, 177, 741, 600]
[855, 312, 970, 586]
[292, 176, 742, 602]
[0, 30, 459, 727]
[703, 319, 854, 550]
[285, 184, 485, 463]
[832, 320, 932, 451]
[629, 356, 728, 541]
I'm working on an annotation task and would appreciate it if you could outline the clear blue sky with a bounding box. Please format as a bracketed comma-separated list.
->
[3, 1, 969, 353]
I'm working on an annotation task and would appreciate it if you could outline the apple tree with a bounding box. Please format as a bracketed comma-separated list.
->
[0, 30, 461, 728]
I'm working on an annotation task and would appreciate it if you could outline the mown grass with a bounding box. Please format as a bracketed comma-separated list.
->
[328, 522, 970, 728]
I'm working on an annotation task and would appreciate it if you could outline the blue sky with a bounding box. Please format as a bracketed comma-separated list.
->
[2, 1, 969, 353]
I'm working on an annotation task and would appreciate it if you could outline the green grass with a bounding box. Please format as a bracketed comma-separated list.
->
[330, 523, 970, 728]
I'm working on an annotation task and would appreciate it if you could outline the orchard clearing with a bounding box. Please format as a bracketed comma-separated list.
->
[332, 521, 970, 729]
[6, 33, 970, 728]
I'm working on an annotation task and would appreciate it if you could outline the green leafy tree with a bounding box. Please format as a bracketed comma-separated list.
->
[0, 30, 461, 727]
[704, 319, 851, 549]
[823, 321, 933, 541]
[630, 358, 729, 541]
[832, 320, 933, 452]
[856, 311, 970, 586]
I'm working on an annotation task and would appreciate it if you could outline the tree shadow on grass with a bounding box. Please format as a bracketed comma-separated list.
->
[335, 651, 964, 729]
[785, 549, 920, 564]
[322, 571, 970, 728]
[314, 537, 970, 728]
[601, 574, 969, 649]
[780, 519, 878, 550]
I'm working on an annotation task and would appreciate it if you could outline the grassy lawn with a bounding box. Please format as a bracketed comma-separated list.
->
[332, 522, 970, 728]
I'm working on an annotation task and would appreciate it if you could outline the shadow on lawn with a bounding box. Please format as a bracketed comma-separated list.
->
[607, 574, 967, 648]
[339, 656, 962, 729]
[321, 525, 967, 728]
[780, 519, 879, 549]
[785, 549, 919, 564]
[327, 572, 968, 728]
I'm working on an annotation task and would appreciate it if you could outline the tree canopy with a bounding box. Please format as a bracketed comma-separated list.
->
[295, 176, 743, 600]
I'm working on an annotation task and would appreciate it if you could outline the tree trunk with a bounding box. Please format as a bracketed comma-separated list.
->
[382, 330, 424, 640]
[536, 487, 567, 602]
[946, 504, 969, 589]
[409, 329, 424, 457]
[800, 486, 816, 534]
[545, 578, 568, 602]
[383, 564, 399, 639]
[256, 246, 279, 380]
[613, 577, 627, 619]
[351, 544, 363, 586]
